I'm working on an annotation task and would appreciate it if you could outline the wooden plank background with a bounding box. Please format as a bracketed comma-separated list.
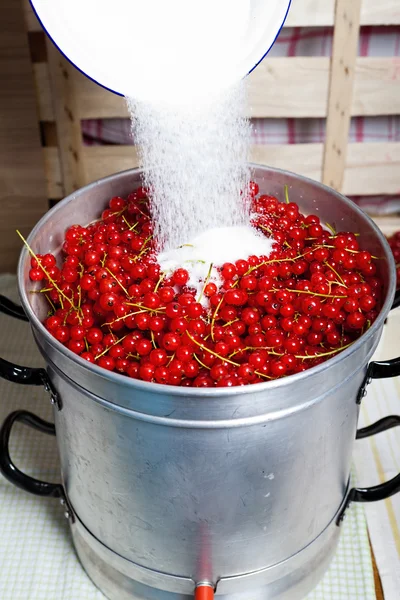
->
[42, 141, 400, 200]
[0, 0, 48, 272]
[32, 57, 400, 121]
[322, 0, 363, 190]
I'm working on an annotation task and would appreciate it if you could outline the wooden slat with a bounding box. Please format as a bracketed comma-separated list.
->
[46, 39, 86, 194]
[248, 58, 329, 118]
[322, 0, 363, 191]
[43, 142, 400, 200]
[62, 68, 128, 120]
[285, 0, 400, 27]
[372, 216, 400, 236]
[343, 142, 400, 195]
[42, 147, 63, 199]
[23, 0, 40, 31]
[250, 143, 323, 183]
[33, 57, 400, 121]
[33, 62, 53, 120]
[0, 0, 48, 272]
[370, 538, 385, 600]
[353, 58, 400, 117]
[84, 146, 141, 184]
[24, 0, 400, 31]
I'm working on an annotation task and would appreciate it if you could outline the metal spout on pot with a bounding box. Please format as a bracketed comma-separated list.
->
[195, 583, 214, 600]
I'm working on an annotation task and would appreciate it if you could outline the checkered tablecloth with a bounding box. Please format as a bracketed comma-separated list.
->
[0, 274, 378, 599]
[82, 25, 400, 216]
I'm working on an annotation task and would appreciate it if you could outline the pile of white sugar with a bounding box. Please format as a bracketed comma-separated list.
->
[158, 226, 274, 305]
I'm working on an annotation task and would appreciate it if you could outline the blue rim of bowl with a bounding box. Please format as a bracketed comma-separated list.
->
[29, 0, 292, 97]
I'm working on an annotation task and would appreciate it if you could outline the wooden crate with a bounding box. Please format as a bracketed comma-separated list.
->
[22, 0, 400, 201]
[1, 0, 400, 271]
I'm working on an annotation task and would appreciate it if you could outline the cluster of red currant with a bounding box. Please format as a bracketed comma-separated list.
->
[387, 231, 400, 289]
[27, 183, 383, 387]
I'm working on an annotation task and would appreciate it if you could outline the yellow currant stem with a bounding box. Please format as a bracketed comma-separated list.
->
[306, 233, 361, 241]
[231, 346, 282, 357]
[259, 225, 274, 236]
[84, 337, 89, 352]
[325, 222, 336, 235]
[122, 215, 139, 231]
[197, 262, 213, 304]
[193, 353, 211, 370]
[103, 309, 147, 326]
[323, 244, 379, 258]
[17, 230, 77, 311]
[125, 302, 166, 314]
[284, 184, 290, 204]
[105, 267, 129, 296]
[243, 246, 324, 278]
[135, 205, 150, 219]
[210, 295, 225, 341]
[77, 284, 82, 308]
[154, 273, 165, 292]
[222, 318, 239, 328]
[29, 287, 53, 293]
[167, 353, 176, 366]
[184, 259, 206, 265]
[187, 331, 240, 366]
[150, 330, 157, 349]
[44, 293, 56, 313]
[324, 261, 346, 287]
[229, 346, 252, 358]
[254, 370, 272, 380]
[133, 236, 153, 262]
[95, 334, 127, 360]
[280, 287, 347, 299]
[295, 341, 353, 360]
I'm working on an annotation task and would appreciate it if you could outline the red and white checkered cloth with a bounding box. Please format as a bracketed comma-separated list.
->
[82, 26, 400, 214]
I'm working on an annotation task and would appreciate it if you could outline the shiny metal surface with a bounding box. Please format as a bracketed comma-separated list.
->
[71, 502, 341, 599]
[15, 166, 397, 597]
[47, 353, 365, 580]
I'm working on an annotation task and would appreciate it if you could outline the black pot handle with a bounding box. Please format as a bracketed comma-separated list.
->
[337, 414, 400, 524]
[0, 294, 28, 321]
[0, 294, 61, 408]
[356, 415, 400, 439]
[0, 357, 48, 386]
[0, 410, 73, 519]
[0, 410, 59, 495]
[357, 290, 400, 403]
[0, 357, 61, 409]
[392, 289, 400, 310]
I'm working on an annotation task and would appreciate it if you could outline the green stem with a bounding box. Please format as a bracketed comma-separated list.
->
[284, 184, 290, 204]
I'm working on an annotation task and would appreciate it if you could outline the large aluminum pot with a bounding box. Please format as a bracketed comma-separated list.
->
[1, 166, 400, 600]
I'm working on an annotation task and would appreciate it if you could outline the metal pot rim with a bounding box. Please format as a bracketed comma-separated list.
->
[17, 165, 397, 398]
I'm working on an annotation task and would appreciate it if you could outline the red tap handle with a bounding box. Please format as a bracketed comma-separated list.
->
[195, 584, 214, 600]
